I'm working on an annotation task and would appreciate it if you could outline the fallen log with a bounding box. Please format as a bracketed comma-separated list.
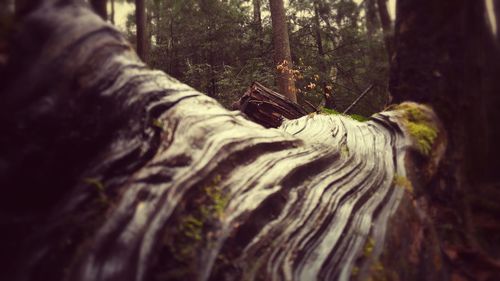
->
[0, 1, 447, 281]
[235, 82, 313, 128]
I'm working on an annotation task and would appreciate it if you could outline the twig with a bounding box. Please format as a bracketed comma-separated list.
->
[343, 84, 374, 114]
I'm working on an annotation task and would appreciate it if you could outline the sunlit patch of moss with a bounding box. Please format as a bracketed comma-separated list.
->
[320, 107, 341, 115]
[363, 237, 375, 257]
[391, 103, 438, 157]
[319, 107, 369, 122]
[350, 114, 369, 122]
[406, 122, 438, 156]
[393, 174, 414, 193]
[152, 118, 164, 130]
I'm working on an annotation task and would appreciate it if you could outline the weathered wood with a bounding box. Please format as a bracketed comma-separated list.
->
[0, 1, 446, 281]
[236, 82, 311, 128]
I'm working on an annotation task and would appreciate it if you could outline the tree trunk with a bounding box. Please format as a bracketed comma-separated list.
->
[365, 0, 379, 41]
[110, 0, 115, 25]
[6, 1, 496, 281]
[390, 0, 500, 278]
[376, 0, 393, 60]
[313, 0, 334, 108]
[253, 0, 262, 36]
[135, 0, 147, 61]
[90, 0, 107, 20]
[269, 0, 297, 103]
[253, 0, 263, 50]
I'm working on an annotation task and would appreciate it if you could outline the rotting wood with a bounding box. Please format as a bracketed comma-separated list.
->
[0, 1, 447, 281]
[235, 81, 312, 128]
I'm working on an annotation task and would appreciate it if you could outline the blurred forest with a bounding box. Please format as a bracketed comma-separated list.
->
[107, 0, 391, 114]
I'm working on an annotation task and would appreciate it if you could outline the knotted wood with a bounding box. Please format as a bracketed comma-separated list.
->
[0, 1, 446, 281]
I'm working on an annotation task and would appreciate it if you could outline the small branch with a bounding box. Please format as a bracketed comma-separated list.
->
[343, 84, 374, 114]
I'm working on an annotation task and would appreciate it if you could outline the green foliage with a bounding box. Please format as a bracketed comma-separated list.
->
[123, 0, 390, 112]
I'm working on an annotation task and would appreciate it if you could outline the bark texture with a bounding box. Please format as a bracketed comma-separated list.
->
[390, 0, 500, 279]
[0, 1, 449, 281]
[376, 0, 393, 59]
[135, 0, 147, 60]
[269, 0, 297, 103]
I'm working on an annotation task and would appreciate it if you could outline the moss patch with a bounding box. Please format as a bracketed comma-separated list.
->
[393, 174, 414, 194]
[392, 103, 438, 157]
[83, 177, 108, 204]
[319, 107, 369, 122]
[164, 175, 229, 265]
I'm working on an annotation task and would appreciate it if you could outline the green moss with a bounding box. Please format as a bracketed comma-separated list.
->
[391, 103, 438, 157]
[320, 107, 369, 122]
[152, 118, 164, 130]
[83, 177, 108, 204]
[351, 266, 360, 276]
[169, 174, 229, 262]
[363, 237, 375, 257]
[393, 174, 414, 193]
[350, 114, 369, 122]
[180, 215, 203, 241]
[319, 107, 341, 115]
[406, 122, 438, 156]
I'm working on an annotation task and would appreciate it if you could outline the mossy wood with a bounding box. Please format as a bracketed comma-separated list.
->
[0, 1, 446, 281]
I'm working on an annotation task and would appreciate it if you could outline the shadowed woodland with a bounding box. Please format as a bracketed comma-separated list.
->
[0, 0, 500, 280]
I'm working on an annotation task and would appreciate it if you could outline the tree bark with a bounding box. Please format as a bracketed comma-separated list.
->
[269, 0, 297, 103]
[390, 0, 500, 278]
[110, 0, 115, 25]
[90, 0, 107, 20]
[135, 0, 147, 61]
[376, 0, 393, 60]
[0, 1, 460, 281]
[253, 0, 262, 36]
[313, 0, 334, 109]
[253, 0, 263, 50]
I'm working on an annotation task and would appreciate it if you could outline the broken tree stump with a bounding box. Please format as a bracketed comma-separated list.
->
[235, 82, 313, 128]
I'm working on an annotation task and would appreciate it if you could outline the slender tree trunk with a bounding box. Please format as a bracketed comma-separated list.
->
[110, 0, 115, 25]
[135, 0, 147, 61]
[90, 0, 107, 20]
[253, 0, 262, 36]
[376, 0, 393, 60]
[365, 0, 378, 41]
[269, 0, 297, 103]
[253, 0, 263, 50]
[313, 0, 333, 109]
